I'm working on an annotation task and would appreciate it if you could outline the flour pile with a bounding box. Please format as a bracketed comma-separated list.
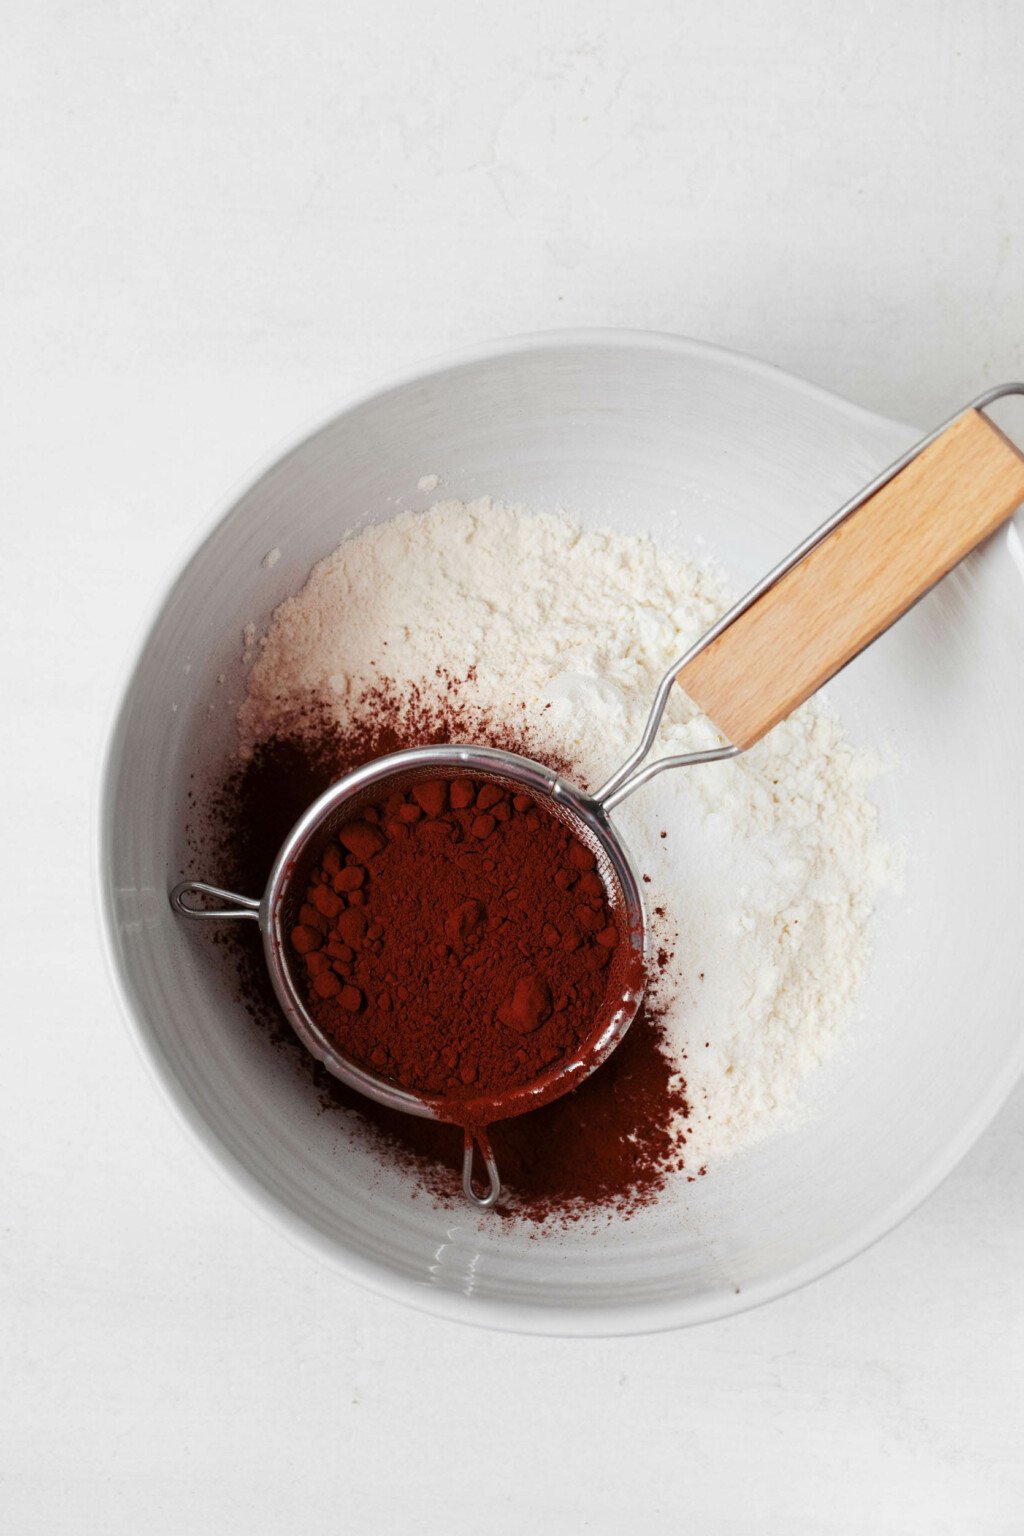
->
[239, 498, 893, 1164]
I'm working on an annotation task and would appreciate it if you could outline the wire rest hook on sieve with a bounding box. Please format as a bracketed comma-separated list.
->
[170, 882, 260, 921]
[463, 1130, 501, 1209]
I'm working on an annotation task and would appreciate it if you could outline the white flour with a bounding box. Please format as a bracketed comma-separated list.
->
[239, 498, 893, 1164]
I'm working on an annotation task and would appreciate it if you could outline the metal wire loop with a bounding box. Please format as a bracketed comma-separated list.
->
[462, 1130, 502, 1210]
[169, 881, 261, 921]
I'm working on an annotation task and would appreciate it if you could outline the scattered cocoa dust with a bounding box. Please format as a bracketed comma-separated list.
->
[187, 678, 691, 1224]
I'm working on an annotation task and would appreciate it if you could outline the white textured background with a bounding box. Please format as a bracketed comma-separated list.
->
[3, 3, 1024, 1532]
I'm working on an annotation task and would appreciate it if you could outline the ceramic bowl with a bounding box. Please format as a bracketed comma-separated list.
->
[97, 331, 1024, 1334]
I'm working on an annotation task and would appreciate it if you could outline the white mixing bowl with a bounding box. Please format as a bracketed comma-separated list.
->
[98, 331, 1024, 1334]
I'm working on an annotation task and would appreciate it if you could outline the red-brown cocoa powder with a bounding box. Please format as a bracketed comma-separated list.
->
[291, 778, 629, 1111]
[192, 681, 691, 1221]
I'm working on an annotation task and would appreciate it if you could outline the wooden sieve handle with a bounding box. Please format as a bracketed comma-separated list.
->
[677, 409, 1024, 750]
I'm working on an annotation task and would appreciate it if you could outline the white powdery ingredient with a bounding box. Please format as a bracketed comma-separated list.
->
[239, 498, 894, 1164]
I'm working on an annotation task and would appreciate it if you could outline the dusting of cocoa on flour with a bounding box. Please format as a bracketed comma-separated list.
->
[200, 685, 691, 1223]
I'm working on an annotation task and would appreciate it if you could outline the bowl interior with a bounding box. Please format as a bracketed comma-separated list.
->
[99, 335, 1024, 1332]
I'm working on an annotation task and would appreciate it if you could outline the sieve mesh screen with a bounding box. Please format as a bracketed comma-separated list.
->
[273, 761, 645, 1105]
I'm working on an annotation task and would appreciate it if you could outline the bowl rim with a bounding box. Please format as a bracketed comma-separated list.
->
[94, 327, 1024, 1336]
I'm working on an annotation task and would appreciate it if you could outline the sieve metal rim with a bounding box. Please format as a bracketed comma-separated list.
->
[265, 745, 647, 1117]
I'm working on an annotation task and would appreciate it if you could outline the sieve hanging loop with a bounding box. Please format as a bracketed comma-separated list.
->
[170, 881, 261, 922]
[463, 1130, 501, 1210]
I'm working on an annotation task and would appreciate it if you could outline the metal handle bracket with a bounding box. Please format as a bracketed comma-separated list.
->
[595, 382, 1024, 812]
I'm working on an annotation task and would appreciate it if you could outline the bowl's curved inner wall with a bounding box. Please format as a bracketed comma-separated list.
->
[101, 340, 1024, 1322]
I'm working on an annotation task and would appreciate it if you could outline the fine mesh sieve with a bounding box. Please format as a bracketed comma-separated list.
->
[172, 385, 1024, 1210]
[172, 746, 649, 1209]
